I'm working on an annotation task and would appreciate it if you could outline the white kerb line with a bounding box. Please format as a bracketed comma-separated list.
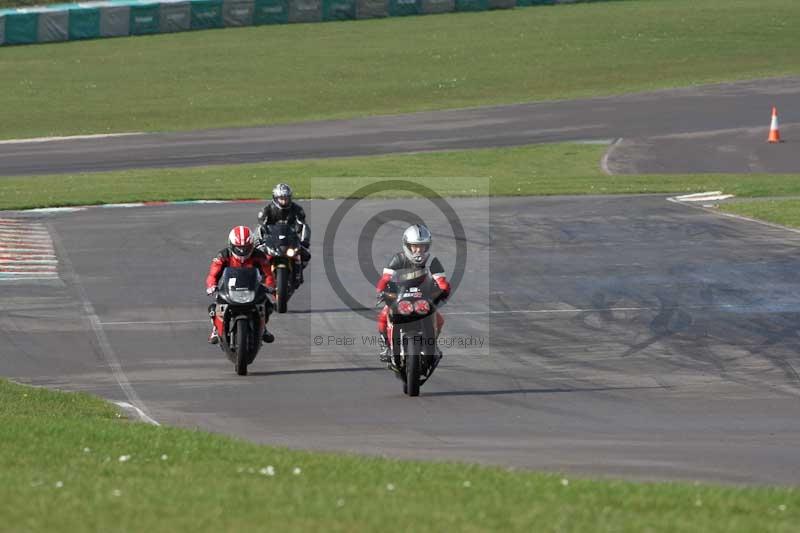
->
[48, 223, 159, 426]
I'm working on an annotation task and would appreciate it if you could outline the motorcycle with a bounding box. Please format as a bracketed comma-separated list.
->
[257, 222, 303, 313]
[382, 277, 444, 397]
[209, 266, 269, 376]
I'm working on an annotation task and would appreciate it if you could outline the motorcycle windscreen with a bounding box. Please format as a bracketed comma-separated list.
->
[219, 267, 262, 292]
[266, 223, 299, 244]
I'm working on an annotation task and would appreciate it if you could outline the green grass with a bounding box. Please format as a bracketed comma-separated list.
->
[1, 377, 798, 532]
[719, 199, 800, 229]
[4, 142, 800, 210]
[0, 0, 799, 139]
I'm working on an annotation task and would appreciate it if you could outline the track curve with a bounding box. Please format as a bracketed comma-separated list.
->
[3, 196, 800, 485]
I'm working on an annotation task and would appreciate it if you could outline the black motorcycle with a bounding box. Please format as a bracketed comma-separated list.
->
[382, 277, 443, 397]
[210, 267, 269, 376]
[257, 222, 303, 313]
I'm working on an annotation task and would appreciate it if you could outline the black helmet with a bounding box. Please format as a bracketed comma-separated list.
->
[272, 183, 293, 209]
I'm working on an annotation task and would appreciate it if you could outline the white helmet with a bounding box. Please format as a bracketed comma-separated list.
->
[402, 224, 432, 266]
[272, 183, 293, 209]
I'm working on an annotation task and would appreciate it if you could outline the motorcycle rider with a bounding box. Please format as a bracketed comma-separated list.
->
[257, 183, 311, 284]
[206, 225, 276, 345]
[375, 224, 450, 363]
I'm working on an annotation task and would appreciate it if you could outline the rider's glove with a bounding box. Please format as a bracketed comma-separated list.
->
[206, 287, 216, 296]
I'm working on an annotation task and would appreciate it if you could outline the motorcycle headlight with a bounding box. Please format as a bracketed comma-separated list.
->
[228, 290, 255, 304]
[286, 248, 296, 258]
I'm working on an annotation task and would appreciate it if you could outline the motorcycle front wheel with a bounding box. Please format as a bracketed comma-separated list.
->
[234, 320, 250, 376]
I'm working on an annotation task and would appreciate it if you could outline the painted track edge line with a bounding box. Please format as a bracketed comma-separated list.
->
[48, 223, 159, 425]
[667, 197, 800, 236]
[600, 138, 622, 175]
[113, 401, 160, 426]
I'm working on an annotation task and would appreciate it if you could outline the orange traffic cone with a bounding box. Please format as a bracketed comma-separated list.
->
[768, 106, 782, 143]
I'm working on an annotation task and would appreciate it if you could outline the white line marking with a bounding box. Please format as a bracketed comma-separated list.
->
[22, 207, 88, 214]
[0, 132, 143, 145]
[0, 272, 58, 281]
[49, 224, 158, 426]
[0, 259, 58, 264]
[113, 401, 160, 426]
[100, 319, 207, 326]
[672, 191, 735, 202]
[600, 137, 622, 175]
[448, 303, 745, 315]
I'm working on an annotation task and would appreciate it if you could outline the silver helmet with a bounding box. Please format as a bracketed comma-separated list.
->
[402, 224, 432, 266]
[272, 183, 293, 209]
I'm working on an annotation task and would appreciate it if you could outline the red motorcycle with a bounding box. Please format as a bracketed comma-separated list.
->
[382, 277, 443, 397]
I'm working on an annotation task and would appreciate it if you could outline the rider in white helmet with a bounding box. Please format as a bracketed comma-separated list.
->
[374, 224, 451, 363]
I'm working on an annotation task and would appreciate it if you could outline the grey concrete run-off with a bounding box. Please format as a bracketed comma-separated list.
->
[0, 77, 798, 176]
[2, 197, 800, 485]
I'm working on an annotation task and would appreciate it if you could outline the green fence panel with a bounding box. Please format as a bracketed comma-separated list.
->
[223, 0, 254, 26]
[69, 7, 100, 39]
[455, 0, 486, 10]
[288, 0, 320, 23]
[355, 0, 386, 18]
[421, 0, 453, 14]
[517, 0, 553, 4]
[191, 0, 224, 28]
[253, 0, 287, 23]
[130, 4, 160, 34]
[322, 0, 354, 20]
[5, 12, 38, 44]
[389, 0, 420, 16]
[488, 0, 513, 8]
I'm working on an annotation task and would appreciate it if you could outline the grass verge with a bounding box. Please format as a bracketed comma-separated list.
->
[4, 143, 800, 211]
[1, 377, 798, 532]
[1, 0, 799, 138]
[718, 199, 800, 229]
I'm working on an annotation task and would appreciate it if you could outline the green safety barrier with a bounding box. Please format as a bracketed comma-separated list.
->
[69, 7, 101, 39]
[421, 0, 453, 14]
[160, 1, 190, 32]
[191, 0, 224, 28]
[222, 0, 254, 26]
[253, 0, 287, 23]
[389, 0, 420, 16]
[288, 0, 320, 23]
[322, 0, 354, 21]
[4, 11, 38, 44]
[455, 0, 486, 11]
[0, 0, 597, 47]
[356, 0, 387, 18]
[130, 3, 160, 34]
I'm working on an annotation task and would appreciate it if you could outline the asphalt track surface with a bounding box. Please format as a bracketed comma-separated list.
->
[3, 195, 800, 486]
[3, 78, 800, 487]
[0, 77, 798, 176]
